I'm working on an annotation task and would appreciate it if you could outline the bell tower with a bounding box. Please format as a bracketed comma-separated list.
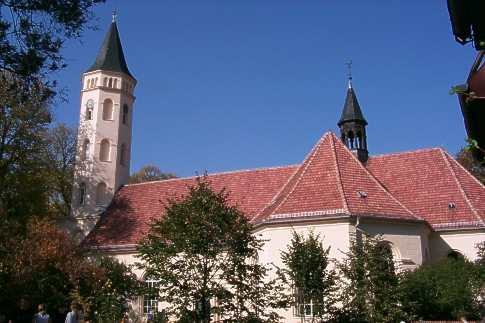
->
[338, 69, 368, 163]
[70, 15, 137, 237]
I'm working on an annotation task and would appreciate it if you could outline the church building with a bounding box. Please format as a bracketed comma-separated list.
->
[71, 20, 485, 321]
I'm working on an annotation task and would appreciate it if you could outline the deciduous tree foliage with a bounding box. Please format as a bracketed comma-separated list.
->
[0, 73, 52, 222]
[399, 256, 481, 321]
[44, 124, 77, 217]
[137, 177, 281, 323]
[129, 165, 176, 184]
[336, 234, 404, 323]
[0, 0, 104, 86]
[0, 218, 140, 322]
[278, 231, 338, 322]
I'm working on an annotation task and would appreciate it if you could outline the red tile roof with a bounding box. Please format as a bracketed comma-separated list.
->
[254, 132, 417, 223]
[82, 165, 297, 247]
[84, 132, 485, 248]
[366, 148, 485, 229]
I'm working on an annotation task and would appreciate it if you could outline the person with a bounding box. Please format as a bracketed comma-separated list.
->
[11, 297, 34, 323]
[64, 304, 78, 323]
[33, 304, 50, 323]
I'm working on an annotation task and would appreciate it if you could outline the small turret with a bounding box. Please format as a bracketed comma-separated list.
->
[338, 70, 368, 163]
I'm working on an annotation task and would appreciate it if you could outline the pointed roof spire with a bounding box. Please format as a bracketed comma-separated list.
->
[338, 69, 367, 126]
[86, 16, 134, 79]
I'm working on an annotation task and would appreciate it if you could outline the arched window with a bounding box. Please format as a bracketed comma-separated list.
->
[96, 182, 107, 206]
[95, 77, 98, 86]
[120, 143, 127, 166]
[79, 182, 86, 205]
[347, 131, 355, 149]
[81, 139, 90, 161]
[85, 107, 93, 120]
[108, 78, 113, 88]
[113, 78, 118, 89]
[99, 139, 110, 161]
[122, 104, 129, 124]
[103, 99, 113, 121]
[103, 77, 108, 87]
[143, 277, 159, 314]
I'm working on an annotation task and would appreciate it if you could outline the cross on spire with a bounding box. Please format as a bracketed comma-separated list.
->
[112, 9, 117, 23]
[346, 60, 353, 88]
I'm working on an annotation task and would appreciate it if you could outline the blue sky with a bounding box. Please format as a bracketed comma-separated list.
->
[54, 1, 477, 177]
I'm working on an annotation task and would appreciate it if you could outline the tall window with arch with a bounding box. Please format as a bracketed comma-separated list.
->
[96, 182, 107, 206]
[122, 104, 129, 125]
[81, 139, 90, 161]
[120, 143, 127, 166]
[99, 139, 110, 161]
[103, 99, 113, 121]
[143, 277, 159, 314]
[79, 182, 86, 205]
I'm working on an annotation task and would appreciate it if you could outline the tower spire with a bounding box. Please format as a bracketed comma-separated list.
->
[338, 70, 369, 163]
[86, 17, 134, 79]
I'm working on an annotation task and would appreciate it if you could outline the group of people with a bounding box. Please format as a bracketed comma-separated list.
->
[0, 300, 81, 323]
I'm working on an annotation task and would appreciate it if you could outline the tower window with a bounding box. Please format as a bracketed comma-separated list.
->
[114, 78, 118, 89]
[96, 182, 107, 206]
[103, 77, 108, 87]
[81, 139, 90, 161]
[108, 77, 113, 88]
[99, 139, 111, 161]
[122, 104, 129, 124]
[103, 99, 114, 121]
[79, 182, 86, 205]
[94, 77, 98, 86]
[85, 108, 93, 120]
[120, 143, 127, 166]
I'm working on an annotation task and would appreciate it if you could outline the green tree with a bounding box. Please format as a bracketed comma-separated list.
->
[129, 165, 176, 184]
[278, 230, 338, 322]
[137, 177, 281, 322]
[82, 257, 142, 323]
[337, 234, 404, 323]
[399, 256, 481, 321]
[0, 0, 104, 87]
[0, 73, 51, 222]
[44, 124, 77, 217]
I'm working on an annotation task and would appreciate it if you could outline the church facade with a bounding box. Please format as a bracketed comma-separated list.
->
[72, 20, 485, 321]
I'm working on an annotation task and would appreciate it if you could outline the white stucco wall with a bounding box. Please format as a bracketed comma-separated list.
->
[356, 219, 430, 270]
[430, 229, 485, 261]
[255, 219, 352, 322]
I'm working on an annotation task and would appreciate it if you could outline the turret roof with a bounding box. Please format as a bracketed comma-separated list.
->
[338, 83, 367, 126]
[86, 21, 134, 79]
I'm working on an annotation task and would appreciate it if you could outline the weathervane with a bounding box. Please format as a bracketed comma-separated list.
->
[112, 9, 117, 22]
[346, 60, 353, 88]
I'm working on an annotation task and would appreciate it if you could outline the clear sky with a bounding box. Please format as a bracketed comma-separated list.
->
[53, 1, 478, 177]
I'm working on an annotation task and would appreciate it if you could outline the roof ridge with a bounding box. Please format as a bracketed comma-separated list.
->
[332, 133, 419, 219]
[370, 147, 442, 159]
[253, 132, 334, 222]
[442, 149, 485, 190]
[329, 134, 350, 214]
[268, 133, 329, 216]
[125, 164, 299, 187]
[439, 149, 485, 225]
